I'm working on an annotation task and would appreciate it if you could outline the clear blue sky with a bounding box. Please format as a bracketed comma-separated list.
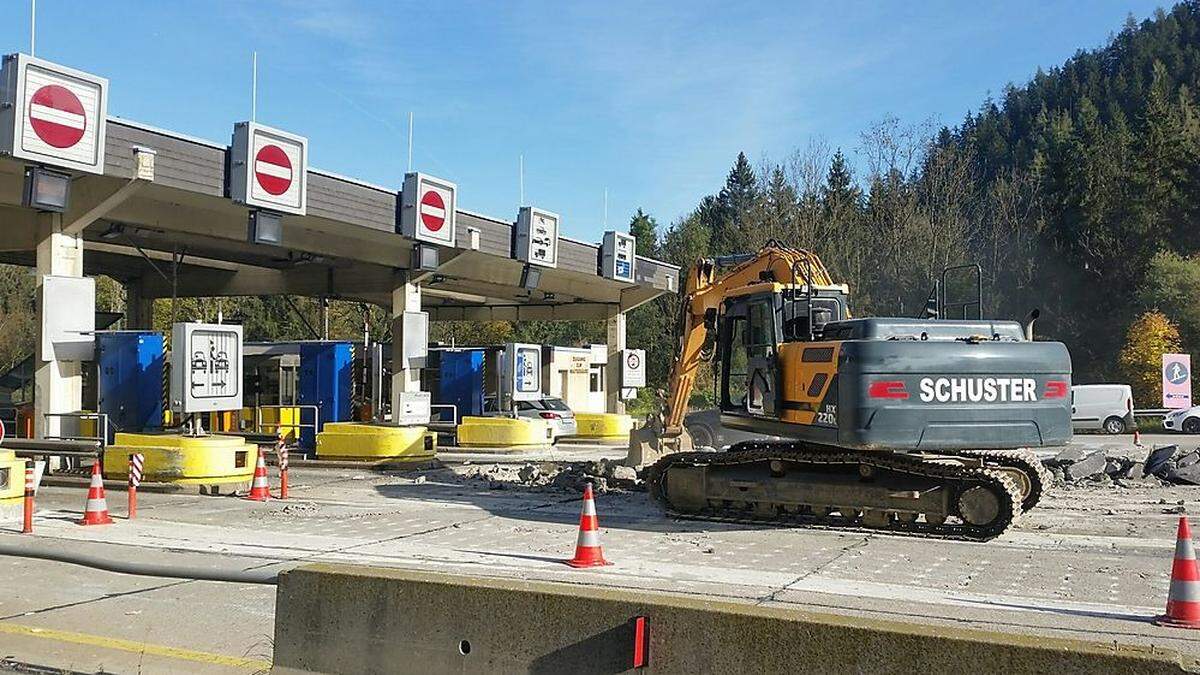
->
[2, 1, 1166, 242]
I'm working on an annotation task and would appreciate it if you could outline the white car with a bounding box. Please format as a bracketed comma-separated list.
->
[1164, 406, 1200, 434]
[1071, 384, 1135, 434]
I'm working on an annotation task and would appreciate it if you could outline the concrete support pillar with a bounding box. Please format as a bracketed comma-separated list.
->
[125, 280, 154, 330]
[390, 275, 422, 422]
[606, 312, 627, 415]
[34, 212, 85, 440]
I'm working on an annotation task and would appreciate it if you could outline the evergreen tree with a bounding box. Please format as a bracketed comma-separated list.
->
[821, 149, 861, 219]
[710, 152, 758, 254]
[628, 208, 660, 258]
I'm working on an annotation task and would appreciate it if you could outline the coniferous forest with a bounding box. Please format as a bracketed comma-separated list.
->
[626, 2, 1200, 406]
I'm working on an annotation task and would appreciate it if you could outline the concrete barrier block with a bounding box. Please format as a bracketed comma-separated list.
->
[272, 564, 1193, 675]
[455, 417, 551, 449]
[572, 413, 634, 440]
[102, 433, 257, 485]
[316, 423, 435, 461]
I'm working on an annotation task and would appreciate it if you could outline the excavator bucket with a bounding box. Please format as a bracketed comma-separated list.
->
[625, 416, 694, 469]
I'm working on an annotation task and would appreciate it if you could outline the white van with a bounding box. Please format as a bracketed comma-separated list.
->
[1071, 384, 1135, 434]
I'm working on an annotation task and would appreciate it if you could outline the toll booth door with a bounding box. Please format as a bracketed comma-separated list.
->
[299, 342, 353, 451]
[97, 332, 164, 443]
[438, 350, 485, 422]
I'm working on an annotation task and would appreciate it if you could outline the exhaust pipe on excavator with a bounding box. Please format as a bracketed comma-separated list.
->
[1023, 308, 1040, 341]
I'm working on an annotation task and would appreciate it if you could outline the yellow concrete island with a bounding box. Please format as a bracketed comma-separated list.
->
[571, 412, 633, 442]
[316, 423, 436, 462]
[0, 450, 25, 506]
[101, 433, 258, 485]
[455, 416, 552, 451]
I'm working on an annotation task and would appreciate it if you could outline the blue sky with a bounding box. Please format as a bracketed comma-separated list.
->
[2, 1, 1166, 243]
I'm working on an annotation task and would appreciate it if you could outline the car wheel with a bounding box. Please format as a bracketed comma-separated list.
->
[1184, 418, 1200, 434]
[1102, 416, 1126, 434]
[689, 424, 715, 450]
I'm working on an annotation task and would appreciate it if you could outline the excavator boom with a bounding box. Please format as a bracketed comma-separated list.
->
[628, 244, 835, 466]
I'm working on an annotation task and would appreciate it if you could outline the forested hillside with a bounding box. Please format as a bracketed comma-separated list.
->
[0, 4, 1196, 410]
[629, 2, 1200, 405]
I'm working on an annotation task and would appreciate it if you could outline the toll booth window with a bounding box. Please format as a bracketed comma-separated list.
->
[589, 367, 603, 393]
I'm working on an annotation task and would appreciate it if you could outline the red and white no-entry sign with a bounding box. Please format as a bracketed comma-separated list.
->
[231, 121, 308, 216]
[28, 84, 87, 148]
[420, 189, 446, 231]
[254, 144, 293, 196]
[399, 173, 457, 246]
[1, 54, 108, 174]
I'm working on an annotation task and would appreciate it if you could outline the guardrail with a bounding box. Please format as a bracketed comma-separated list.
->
[1135, 408, 1172, 418]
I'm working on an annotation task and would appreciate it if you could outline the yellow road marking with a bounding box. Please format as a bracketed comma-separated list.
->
[0, 621, 272, 670]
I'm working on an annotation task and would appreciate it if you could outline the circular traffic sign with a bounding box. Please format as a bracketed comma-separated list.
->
[1167, 361, 1190, 385]
[627, 352, 641, 370]
[420, 190, 446, 232]
[28, 84, 86, 148]
[254, 144, 293, 196]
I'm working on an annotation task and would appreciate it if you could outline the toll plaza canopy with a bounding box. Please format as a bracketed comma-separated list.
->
[0, 116, 679, 320]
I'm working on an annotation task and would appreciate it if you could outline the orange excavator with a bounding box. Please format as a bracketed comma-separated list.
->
[627, 242, 1071, 540]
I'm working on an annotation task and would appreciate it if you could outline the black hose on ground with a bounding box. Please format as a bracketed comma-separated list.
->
[0, 534, 292, 584]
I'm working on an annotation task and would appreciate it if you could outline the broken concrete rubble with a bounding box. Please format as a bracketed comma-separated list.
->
[1044, 444, 1195, 487]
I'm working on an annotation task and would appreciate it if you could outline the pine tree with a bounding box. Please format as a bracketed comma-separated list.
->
[821, 150, 861, 220]
[628, 208, 660, 258]
[710, 152, 758, 254]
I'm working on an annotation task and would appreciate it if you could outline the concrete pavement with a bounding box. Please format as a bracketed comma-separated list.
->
[3, 433, 1199, 673]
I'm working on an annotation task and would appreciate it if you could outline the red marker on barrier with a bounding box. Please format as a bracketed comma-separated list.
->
[22, 461, 33, 534]
[128, 453, 144, 519]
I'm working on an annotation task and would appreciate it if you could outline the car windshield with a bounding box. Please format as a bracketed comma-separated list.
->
[515, 401, 541, 411]
[543, 398, 571, 412]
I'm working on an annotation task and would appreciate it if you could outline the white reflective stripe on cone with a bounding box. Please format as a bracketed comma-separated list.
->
[85, 499, 108, 512]
[576, 528, 601, 548]
[1177, 536, 1197, 561]
[1170, 579, 1200, 603]
[582, 499, 597, 517]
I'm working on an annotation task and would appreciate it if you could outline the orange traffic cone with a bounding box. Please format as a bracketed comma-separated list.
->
[245, 447, 270, 502]
[1157, 516, 1200, 628]
[78, 462, 114, 525]
[566, 482, 611, 568]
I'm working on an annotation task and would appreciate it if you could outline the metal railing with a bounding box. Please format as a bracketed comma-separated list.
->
[252, 404, 320, 439]
[428, 404, 458, 432]
[42, 412, 108, 448]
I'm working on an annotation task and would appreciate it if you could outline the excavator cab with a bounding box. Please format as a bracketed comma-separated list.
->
[716, 286, 850, 424]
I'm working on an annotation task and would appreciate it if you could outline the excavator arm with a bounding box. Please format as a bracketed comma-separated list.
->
[627, 243, 835, 467]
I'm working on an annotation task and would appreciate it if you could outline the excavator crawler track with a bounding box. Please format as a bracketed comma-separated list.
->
[958, 448, 1050, 512]
[646, 441, 1023, 541]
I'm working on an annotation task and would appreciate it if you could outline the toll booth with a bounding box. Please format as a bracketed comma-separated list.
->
[96, 331, 164, 443]
[298, 342, 353, 450]
[542, 345, 608, 413]
[425, 348, 488, 423]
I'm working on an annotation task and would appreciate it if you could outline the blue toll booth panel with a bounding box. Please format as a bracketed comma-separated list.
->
[97, 332, 165, 442]
[299, 342, 353, 450]
[437, 350, 486, 422]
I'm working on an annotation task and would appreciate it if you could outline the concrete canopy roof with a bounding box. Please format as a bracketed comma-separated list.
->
[0, 117, 678, 321]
